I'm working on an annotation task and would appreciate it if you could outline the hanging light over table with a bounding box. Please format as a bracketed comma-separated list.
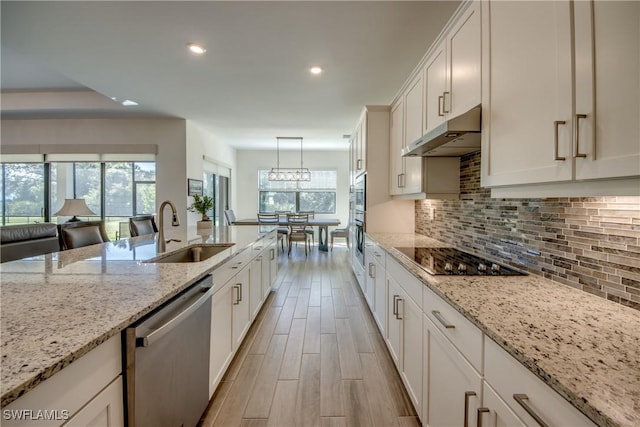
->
[268, 137, 311, 181]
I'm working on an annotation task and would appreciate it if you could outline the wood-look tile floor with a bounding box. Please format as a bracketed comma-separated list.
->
[199, 244, 419, 427]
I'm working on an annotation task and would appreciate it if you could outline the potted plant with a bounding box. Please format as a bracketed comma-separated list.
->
[188, 194, 214, 224]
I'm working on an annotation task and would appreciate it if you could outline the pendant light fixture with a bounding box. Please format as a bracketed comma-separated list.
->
[268, 137, 311, 181]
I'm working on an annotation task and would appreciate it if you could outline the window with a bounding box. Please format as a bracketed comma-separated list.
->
[0, 163, 45, 225]
[1, 160, 156, 240]
[258, 170, 337, 214]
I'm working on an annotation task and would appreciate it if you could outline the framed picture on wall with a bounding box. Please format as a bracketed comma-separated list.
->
[187, 178, 203, 196]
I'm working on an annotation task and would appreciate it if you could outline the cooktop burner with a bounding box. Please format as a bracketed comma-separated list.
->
[394, 247, 526, 276]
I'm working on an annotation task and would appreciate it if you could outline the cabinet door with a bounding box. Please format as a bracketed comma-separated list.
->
[373, 260, 386, 335]
[365, 260, 376, 310]
[574, 0, 640, 180]
[482, 0, 574, 186]
[358, 114, 367, 173]
[210, 282, 233, 395]
[404, 74, 424, 148]
[232, 267, 251, 350]
[250, 256, 263, 319]
[425, 315, 481, 427]
[447, 1, 481, 119]
[402, 75, 425, 194]
[64, 376, 124, 427]
[386, 276, 403, 367]
[424, 42, 447, 134]
[400, 292, 423, 417]
[389, 99, 405, 195]
[481, 381, 527, 427]
[262, 246, 273, 299]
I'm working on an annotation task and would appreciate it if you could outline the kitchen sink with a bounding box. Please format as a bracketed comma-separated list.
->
[145, 243, 235, 263]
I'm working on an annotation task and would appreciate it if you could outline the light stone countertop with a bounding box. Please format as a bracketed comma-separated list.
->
[367, 232, 640, 427]
[0, 225, 276, 408]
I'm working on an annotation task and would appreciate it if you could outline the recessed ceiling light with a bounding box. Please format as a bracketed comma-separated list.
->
[122, 100, 138, 107]
[310, 66, 323, 75]
[188, 43, 206, 55]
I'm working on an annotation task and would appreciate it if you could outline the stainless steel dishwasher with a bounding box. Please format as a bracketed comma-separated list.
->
[125, 274, 214, 427]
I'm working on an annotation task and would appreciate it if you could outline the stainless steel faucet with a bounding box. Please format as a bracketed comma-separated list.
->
[157, 200, 180, 253]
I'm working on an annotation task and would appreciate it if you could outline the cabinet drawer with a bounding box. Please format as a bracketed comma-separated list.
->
[386, 255, 423, 309]
[484, 336, 597, 427]
[370, 243, 386, 268]
[210, 248, 254, 290]
[4, 335, 121, 427]
[423, 285, 482, 372]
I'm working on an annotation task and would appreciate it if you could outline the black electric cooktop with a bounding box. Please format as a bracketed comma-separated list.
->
[394, 247, 526, 276]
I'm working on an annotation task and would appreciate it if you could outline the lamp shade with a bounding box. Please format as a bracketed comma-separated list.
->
[54, 199, 96, 221]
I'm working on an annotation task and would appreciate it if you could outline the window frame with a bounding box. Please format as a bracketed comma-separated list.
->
[257, 169, 337, 214]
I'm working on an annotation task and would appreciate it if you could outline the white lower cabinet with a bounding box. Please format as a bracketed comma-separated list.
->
[209, 232, 280, 398]
[480, 380, 526, 427]
[363, 237, 596, 427]
[209, 281, 233, 397]
[372, 255, 386, 335]
[264, 243, 277, 299]
[423, 314, 481, 427]
[3, 336, 123, 427]
[386, 274, 423, 416]
[484, 337, 597, 427]
[250, 256, 263, 319]
[231, 266, 251, 350]
[64, 376, 124, 427]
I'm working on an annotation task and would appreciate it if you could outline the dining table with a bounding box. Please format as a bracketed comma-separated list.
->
[233, 218, 341, 252]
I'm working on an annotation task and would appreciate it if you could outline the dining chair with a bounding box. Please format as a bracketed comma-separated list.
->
[286, 213, 311, 256]
[258, 213, 288, 251]
[129, 215, 158, 237]
[224, 209, 237, 225]
[58, 220, 110, 250]
[297, 210, 315, 247]
[330, 227, 349, 250]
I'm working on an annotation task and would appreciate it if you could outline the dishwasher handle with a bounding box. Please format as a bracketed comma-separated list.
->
[137, 279, 214, 348]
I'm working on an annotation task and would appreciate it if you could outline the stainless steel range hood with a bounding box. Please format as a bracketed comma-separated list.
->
[401, 106, 481, 157]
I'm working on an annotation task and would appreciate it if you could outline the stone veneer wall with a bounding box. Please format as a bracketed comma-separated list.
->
[415, 152, 640, 311]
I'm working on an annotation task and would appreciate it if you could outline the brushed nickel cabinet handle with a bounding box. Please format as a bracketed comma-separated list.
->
[513, 394, 549, 427]
[368, 262, 376, 278]
[464, 391, 477, 427]
[432, 310, 455, 329]
[438, 95, 445, 117]
[357, 159, 363, 170]
[270, 248, 275, 260]
[239, 283, 243, 302]
[477, 408, 490, 427]
[233, 284, 240, 305]
[553, 120, 566, 160]
[393, 295, 399, 318]
[575, 114, 587, 158]
[396, 298, 403, 320]
[443, 91, 450, 114]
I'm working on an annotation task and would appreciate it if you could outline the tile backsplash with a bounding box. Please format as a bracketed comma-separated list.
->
[415, 152, 640, 311]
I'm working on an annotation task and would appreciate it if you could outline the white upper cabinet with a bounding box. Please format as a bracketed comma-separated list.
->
[389, 98, 406, 196]
[424, 42, 447, 134]
[424, 2, 481, 136]
[447, 2, 482, 120]
[481, 0, 574, 186]
[481, 0, 640, 192]
[402, 74, 426, 194]
[573, 0, 640, 180]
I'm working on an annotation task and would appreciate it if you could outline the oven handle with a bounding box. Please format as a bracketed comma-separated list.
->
[138, 284, 214, 347]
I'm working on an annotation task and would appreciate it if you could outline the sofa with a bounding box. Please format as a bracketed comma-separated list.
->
[0, 223, 60, 263]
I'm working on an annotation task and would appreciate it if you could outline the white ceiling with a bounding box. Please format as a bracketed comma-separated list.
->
[1, 1, 460, 150]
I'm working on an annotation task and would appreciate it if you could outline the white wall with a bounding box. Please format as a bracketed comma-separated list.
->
[1, 118, 189, 238]
[235, 149, 350, 227]
[185, 120, 237, 227]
